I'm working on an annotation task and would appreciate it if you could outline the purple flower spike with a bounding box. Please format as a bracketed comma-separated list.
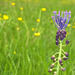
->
[52, 10, 71, 30]
[66, 40, 69, 44]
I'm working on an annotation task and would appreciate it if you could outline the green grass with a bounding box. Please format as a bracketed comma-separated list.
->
[0, 0, 75, 75]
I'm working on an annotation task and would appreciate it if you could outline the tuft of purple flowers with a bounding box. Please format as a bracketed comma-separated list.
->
[52, 10, 71, 30]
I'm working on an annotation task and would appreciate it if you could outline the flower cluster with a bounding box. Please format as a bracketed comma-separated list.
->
[52, 10, 71, 30]
[56, 30, 69, 45]
[48, 10, 71, 75]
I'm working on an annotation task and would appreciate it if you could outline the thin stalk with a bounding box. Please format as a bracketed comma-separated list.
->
[56, 41, 62, 75]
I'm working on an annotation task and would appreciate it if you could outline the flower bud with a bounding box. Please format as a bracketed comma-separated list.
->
[62, 68, 66, 71]
[65, 52, 69, 56]
[56, 41, 59, 45]
[63, 56, 67, 60]
[56, 35, 59, 38]
[63, 30, 67, 34]
[51, 56, 55, 60]
[57, 30, 60, 34]
[66, 40, 69, 44]
[59, 58, 62, 63]
[60, 63, 63, 66]
[60, 36, 64, 40]
[54, 71, 57, 75]
[53, 59, 56, 62]
[50, 64, 54, 68]
[48, 69, 52, 72]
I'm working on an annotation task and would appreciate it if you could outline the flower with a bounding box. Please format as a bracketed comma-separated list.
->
[62, 68, 66, 71]
[51, 56, 55, 60]
[48, 69, 52, 72]
[66, 32, 69, 36]
[56, 41, 59, 45]
[37, 19, 40, 22]
[20, 7, 23, 10]
[13, 51, 16, 54]
[34, 32, 40, 36]
[32, 28, 35, 31]
[3, 15, 9, 20]
[67, 24, 71, 27]
[63, 56, 68, 60]
[0, 13, 1, 16]
[11, 2, 15, 6]
[72, 26, 75, 28]
[65, 52, 69, 56]
[50, 64, 54, 68]
[0, 18, 2, 20]
[17, 27, 20, 31]
[55, 30, 67, 44]
[52, 10, 71, 30]
[59, 58, 62, 63]
[66, 40, 69, 44]
[42, 8, 46, 12]
[60, 63, 63, 66]
[18, 17, 22, 21]
[50, 20, 53, 23]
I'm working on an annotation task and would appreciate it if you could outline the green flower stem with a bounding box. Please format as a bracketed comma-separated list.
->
[54, 52, 59, 56]
[62, 49, 65, 53]
[56, 41, 62, 75]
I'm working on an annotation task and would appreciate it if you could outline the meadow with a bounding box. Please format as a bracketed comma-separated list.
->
[0, 0, 75, 75]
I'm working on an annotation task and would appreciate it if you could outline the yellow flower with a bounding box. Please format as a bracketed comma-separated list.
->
[13, 51, 16, 54]
[11, 2, 15, 6]
[42, 8, 46, 12]
[0, 18, 2, 20]
[35, 0, 39, 3]
[18, 17, 22, 21]
[34, 32, 40, 36]
[0, 13, 1, 16]
[50, 20, 53, 23]
[67, 24, 71, 27]
[66, 32, 69, 36]
[72, 26, 75, 28]
[17, 27, 20, 31]
[3, 15, 9, 20]
[37, 19, 40, 22]
[32, 28, 35, 31]
[61, 1, 69, 4]
[20, 7, 23, 10]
